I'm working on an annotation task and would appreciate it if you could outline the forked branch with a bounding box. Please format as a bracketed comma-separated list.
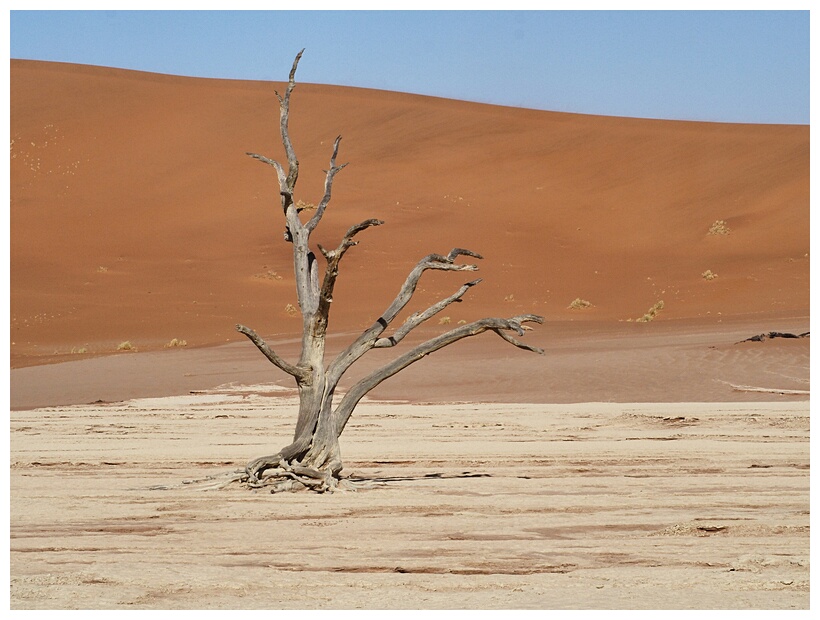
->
[334, 314, 545, 433]
[374, 278, 483, 348]
[276, 48, 304, 194]
[316, 219, 384, 321]
[325, 249, 483, 382]
[307, 136, 348, 232]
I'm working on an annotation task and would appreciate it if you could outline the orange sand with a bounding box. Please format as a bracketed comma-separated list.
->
[10, 61, 809, 377]
[9, 61, 809, 610]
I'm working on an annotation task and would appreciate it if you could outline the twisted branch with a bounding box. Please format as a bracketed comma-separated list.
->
[374, 278, 483, 348]
[325, 249, 483, 383]
[276, 48, 303, 195]
[334, 315, 545, 433]
[316, 219, 384, 322]
[235, 324, 309, 382]
[307, 136, 348, 232]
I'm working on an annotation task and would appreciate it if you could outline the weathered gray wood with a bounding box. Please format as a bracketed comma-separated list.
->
[374, 278, 482, 348]
[236, 51, 543, 490]
[235, 324, 308, 381]
[334, 315, 545, 436]
[307, 135, 347, 232]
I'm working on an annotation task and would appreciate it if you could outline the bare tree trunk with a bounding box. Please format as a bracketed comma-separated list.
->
[235, 51, 543, 493]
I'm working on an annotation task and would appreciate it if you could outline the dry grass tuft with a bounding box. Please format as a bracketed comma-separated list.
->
[701, 269, 718, 281]
[117, 341, 136, 351]
[636, 300, 664, 323]
[438, 316, 451, 325]
[165, 338, 187, 348]
[295, 199, 316, 211]
[285, 303, 299, 317]
[708, 220, 730, 235]
[568, 298, 592, 310]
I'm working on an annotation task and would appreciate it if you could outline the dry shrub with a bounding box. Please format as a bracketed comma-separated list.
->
[285, 303, 298, 317]
[438, 316, 451, 325]
[568, 298, 592, 310]
[636, 300, 664, 323]
[117, 341, 135, 351]
[702, 269, 718, 281]
[708, 220, 730, 235]
[165, 338, 187, 348]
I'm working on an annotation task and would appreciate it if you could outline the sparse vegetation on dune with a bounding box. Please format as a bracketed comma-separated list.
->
[702, 269, 718, 280]
[708, 220, 730, 235]
[294, 199, 316, 211]
[254, 270, 283, 281]
[636, 300, 664, 323]
[568, 298, 592, 310]
[165, 338, 187, 348]
[7, 60, 809, 366]
[116, 341, 135, 351]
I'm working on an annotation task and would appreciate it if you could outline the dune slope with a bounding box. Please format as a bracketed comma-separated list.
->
[10, 60, 809, 368]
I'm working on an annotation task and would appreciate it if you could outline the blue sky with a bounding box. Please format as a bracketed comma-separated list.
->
[9, 9, 810, 124]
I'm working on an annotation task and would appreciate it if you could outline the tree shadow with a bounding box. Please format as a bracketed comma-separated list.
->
[346, 471, 492, 484]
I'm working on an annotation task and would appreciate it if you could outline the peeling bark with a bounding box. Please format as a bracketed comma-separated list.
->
[235, 51, 543, 493]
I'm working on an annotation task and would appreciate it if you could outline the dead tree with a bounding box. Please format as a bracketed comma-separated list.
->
[236, 50, 543, 493]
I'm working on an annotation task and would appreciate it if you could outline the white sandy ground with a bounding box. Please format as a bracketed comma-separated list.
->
[9, 385, 810, 610]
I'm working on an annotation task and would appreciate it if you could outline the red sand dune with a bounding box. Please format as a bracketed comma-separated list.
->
[9, 63, 810, 609]
[10, 61, 809, 376]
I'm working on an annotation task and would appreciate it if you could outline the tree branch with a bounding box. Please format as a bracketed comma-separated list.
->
[248, 50, 305, 243]
[246, 152, 289, 211]
[235, 324, 310, 382]
[334, 314, 544, 433]
[324, 249, 483, 383]
[374, 278, 483, 348]
[378, 251, 482, 327]
[276, 49, 304, 195]
[306, 136, 348, 232]
[316, 218, 384, 316]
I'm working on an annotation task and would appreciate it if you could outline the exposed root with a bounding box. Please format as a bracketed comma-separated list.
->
[240, 460, 353, 494]
[147, 469, 246, 491]
[245, 453, 286, 482]
[146, 466, 370, 494]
